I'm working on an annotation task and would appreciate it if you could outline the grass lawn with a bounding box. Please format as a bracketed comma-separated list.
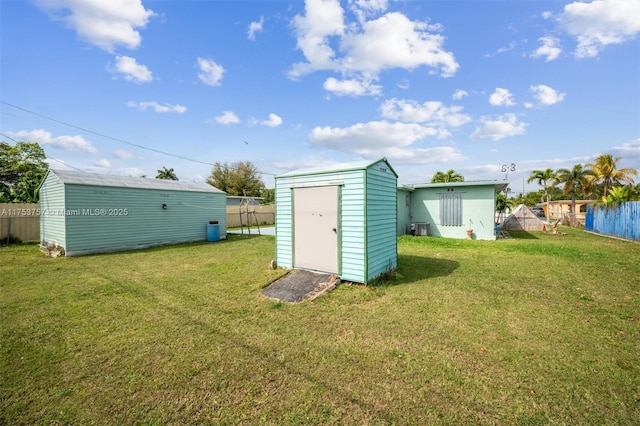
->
[1, 229, 639, 424]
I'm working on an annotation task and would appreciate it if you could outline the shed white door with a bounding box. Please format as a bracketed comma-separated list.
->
[293, 186, 339, 274]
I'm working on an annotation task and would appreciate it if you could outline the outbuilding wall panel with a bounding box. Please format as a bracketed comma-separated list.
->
[62, 184, 226, 255]
[39, 172, 67, 247]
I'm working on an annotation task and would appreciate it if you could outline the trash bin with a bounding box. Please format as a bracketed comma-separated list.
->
[207, 223, 220, 242]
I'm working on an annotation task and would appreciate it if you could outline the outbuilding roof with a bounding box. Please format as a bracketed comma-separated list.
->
[45, 169, 225, 193]
[276, 157, 398, 178]
[408, 180, 508, 192]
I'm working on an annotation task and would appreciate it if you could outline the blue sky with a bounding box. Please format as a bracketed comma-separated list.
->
[1, 0, 639, 192]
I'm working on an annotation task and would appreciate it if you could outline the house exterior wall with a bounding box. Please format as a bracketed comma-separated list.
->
[396, 188, 412, 235]
[275, 159, 397, 283]
[547, 200, 595, 223]
[411, 184, 498, 240]
[39, 172, 67, 248]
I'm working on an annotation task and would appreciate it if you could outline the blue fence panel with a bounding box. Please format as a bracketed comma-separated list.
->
[586, 201, 640, 241]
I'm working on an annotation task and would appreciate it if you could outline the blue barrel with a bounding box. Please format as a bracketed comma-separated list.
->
[207, 224, 220, 242]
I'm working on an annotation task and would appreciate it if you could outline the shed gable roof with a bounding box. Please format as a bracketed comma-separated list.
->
[276, 158, 398, 178]
[47, 169, 225, 194]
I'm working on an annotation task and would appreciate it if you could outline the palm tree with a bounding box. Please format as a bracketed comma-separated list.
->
[527, 168, 556, 217]
[431, 169, 464, 183]
[156, 166, 178, 180]
[495, 193, 514, 224]
[555, 164, 595, 223]
[587, 154, 637, 197]
[604, 186, 630, 204]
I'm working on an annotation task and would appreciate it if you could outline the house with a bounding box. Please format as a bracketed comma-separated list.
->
[398, 181, 508, 240]
[274, 158, 397, 284]
[545, 200, 596, 224]
[39, 169, 226, 256]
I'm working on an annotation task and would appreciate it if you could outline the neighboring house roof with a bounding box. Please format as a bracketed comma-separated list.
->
[547, 200, 596, 204]
[276, 157, 398, 178]
[44, 169, 225, 194]
[406, 180, 508, 192]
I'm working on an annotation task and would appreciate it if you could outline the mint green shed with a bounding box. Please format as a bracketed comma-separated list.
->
[275, 158, 397, 284]
[39, 169, 226, 256]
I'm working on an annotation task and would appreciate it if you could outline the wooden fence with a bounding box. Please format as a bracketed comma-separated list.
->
[226, 205, 275, 228]
[0, 203, 276, 243]
[0, 203, 40, 242]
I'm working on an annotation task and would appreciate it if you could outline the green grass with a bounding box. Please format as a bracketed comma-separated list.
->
[1, 230, 639, 425]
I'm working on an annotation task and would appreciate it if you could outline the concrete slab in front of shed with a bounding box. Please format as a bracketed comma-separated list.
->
[262, 270, 339, 303]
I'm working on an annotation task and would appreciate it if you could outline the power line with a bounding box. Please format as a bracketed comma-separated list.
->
[1, 131, 85, 172]
[0, 100, 276, 175]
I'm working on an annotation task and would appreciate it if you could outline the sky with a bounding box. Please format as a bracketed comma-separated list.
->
[1, 0, 639, 193]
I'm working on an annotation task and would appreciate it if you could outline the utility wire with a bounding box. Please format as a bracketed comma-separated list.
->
[0, 100, 276, 175]
[1, 130, 85, 172]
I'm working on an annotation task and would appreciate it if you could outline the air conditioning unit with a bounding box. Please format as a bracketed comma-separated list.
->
[411, 222, 430, 236]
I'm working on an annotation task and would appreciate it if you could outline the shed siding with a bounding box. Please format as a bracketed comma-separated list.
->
[339, 170, 366, 282]
[62, 184, 226, 255]
[275, 158, 397, 284]
[366, 163, 397, 281]
[276, 170, 367, 282]
[39, 172, 67, 248]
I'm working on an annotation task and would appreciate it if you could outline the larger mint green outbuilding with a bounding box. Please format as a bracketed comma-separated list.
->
[275, 158, 398, 284]
[39, 169, 226, 256]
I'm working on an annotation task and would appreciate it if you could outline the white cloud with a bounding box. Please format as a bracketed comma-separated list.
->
[197, 57, 225, 86]
[348, 0, 389, 23]
[113, 149, 142, 160]
[379, 98, 471, 128]
[559, 0, 640, 58]
[309, 121, 463, 163]
[530, 36, 562, 61]
[94, 159, 111, 168]
[111, 55, 153, 83]
[609, 138, 640, 160]
[289, 0, 345, 78]
[489, 88, 515, 106]
[309, 120, 449, 158]
[214, 111, 240, 125]
[340, 12, 458, 77]
[261, 113, 283, 127]
[485, 41, 517, 57]
[323, 77, 382, 96]
[34, 0, 155, 52]
[248, 16, 264, 40]
[470, 114, 527, 141]
[289, 1, 458, 95]
[8, 129, 98, 153]
[127, 101, 186, 113]
[529, 84, 566, 106]
[452, 89, 468, 100]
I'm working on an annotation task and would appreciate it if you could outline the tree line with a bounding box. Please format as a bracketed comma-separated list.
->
[0, 141, 273, 204]
[3, 140, 637, 208]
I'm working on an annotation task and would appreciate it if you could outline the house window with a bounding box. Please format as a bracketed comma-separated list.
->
[439, 191, 463, 226]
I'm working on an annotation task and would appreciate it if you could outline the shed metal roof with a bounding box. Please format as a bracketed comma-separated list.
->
[47, 169, 225, 194]
[276, 157, 398, 178]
